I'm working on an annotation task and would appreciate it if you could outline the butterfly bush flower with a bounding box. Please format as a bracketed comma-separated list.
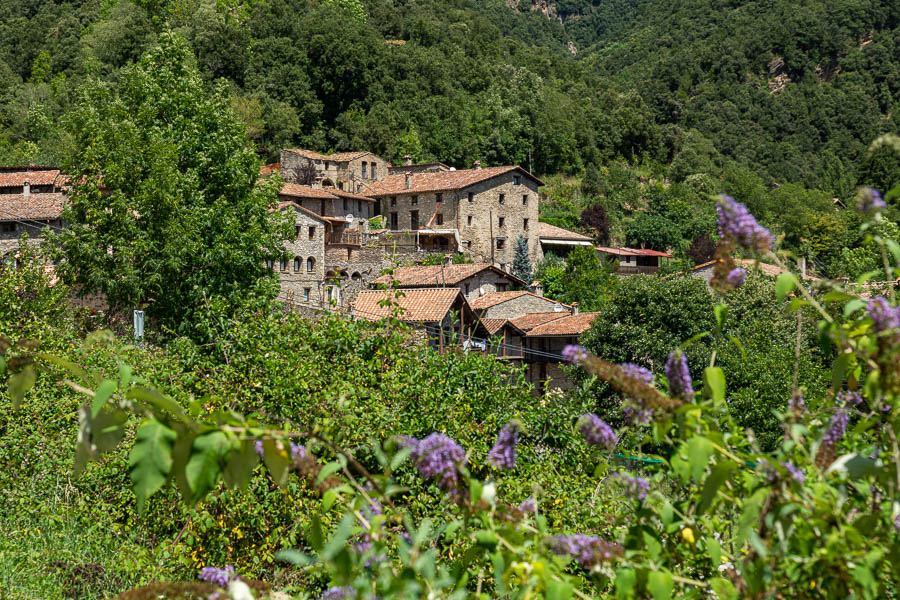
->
[255, 440, 264, 459]
[619, 363, 654, 423]
[726, 267, 746, 288]
[318, 587, 355, 600]
[487, 421, 519, 470]
[858, 187, 886, 213]
[199, 566, 234, 588]
[403, 433, 466, 492]
[867, 296, 900, 337]
[717, 195, 773, 252]
[837, 390, 863, 407]
[894, 513, 900, 533]
[823, 409, 849, 448]
[562, 344, 589, 364]
[579, 414, 617, 451]
[665, 351, 694, 400]
[781, 462, 805, 485]
[789, 392, 806, 413]
[290, 442, 306, 461]
[518, 497, 537, 514]
[545, 534, 623, 568]
[611, 472, 649, 501]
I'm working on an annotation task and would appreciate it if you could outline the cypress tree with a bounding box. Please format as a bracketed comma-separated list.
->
[512, 234, 533, 284]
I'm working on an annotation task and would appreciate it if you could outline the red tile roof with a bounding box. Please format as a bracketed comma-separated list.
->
[353, 288, 463, 322]
[279, 183, 375, 202]
[283, 149, 372, 162]
[509, 312, 570, 331]
[538, 222, 592, 241]
[692, 258, 820, 281]
[0, 193, 66, 220]
[330, 188, 377, 202]
[479, 318, 509, 335]
[366, 166, 544, 196]
[596, 246, 673, 258]
[259, 163, 280, 176]
[524, 312, 599, 337]
[469, 290, 570, 311]
[0, 169, 61, 187]
[276, 201, 328, 223]
[371, 264, 526, 288]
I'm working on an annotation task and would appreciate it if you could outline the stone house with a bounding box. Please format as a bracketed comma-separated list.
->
[369, 263, 527, 302]
[387, 156, 451, 175]
[538, 222, 594, 257]
[596, 246, 673, 275]
[366, 164, 543, 270]
[469, 290, 572, 320]
[0, 168, 66, 261]
[280, 150, 389, 194]
[274, 202, 328, 305]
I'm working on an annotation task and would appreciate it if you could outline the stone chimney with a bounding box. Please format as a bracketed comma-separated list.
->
[571, 302, 579, 315]
[530, 280, 543, 297]
[403, 154, 412, 166]
[473, 160, 481, 170]
[405, 172, 412, 189]
[23, 180, 30, 196]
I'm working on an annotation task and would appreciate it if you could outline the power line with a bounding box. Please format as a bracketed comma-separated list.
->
[0, 206, 66, 233]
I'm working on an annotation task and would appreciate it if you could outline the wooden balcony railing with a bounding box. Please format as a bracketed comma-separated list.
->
[328, 231, 362, 246]
[615, 265, 659, 275]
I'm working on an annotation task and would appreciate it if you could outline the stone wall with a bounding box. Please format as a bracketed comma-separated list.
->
[0, 222, 53, 256]
[380, 190, 459, 232]
[278, 207, 326, 304]
[280, 151, 389, 194]
[480, 294, 569, 320]
[458, 270, 519, 301]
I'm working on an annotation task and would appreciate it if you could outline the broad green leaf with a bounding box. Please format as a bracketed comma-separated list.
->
[697, 460, 738, 515]
[321, 513, 354, 560]
[129, 420, 176, 511]
[91, 379, 117, 418]
[703, 367, 726, 404]
[709, 578, 737, 600]
[707, 537, 721, 567]
[185, 432, 228, 502]
[672, 436, 714, 483]
[264, 439, 291, 487]
[775, 272, 797, 302]
[713, 303, 727, 330]
[844, 299, 866, 317]
[647, 571, 673, 600]
[546, 579, 573, 600]
[822, 290, 853, 302]
[127, 387, 184, 420]
[389, 446, 412, 470]
[92, 407, 128, 453]
[275, 549, 313, 566]
[223, 440, 257, 490]
[315, 460, 343, 486]
[8, 365, 36, 409]
[643, 531, 661, 561]
[469, 479, 483, 504]
[491, 551, 506, 596]
[788, 298, 808, 312]
[615, 568, 636, 599]
[826, 453, 882, 479]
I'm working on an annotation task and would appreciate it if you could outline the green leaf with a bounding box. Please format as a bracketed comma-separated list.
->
[822, 290, 853, 302]
[647, 571, 673, 600]
[127, 387, 184, 420]
[703, 367, 726, 404]
[546, 579, 573, 600]
[707, 537, 721, 568]
[709, 578, 737, 600]
[264, 439, 291, 487]
[672, 436, 714, 483]
[275, 549, 313, 566]
[315, 460, 343, 486]
[469, 479, 483, 504]
[185, 432, 228, 502]
[223, 440, 257, 490]
[322, 488, 339, 512]
[389, 446, 412, 470]
[491, 551, 506, 596]
[615, 568, 636, 599]
[775, 272, 797, 302]
[91, 379, 118, 418]
[713, 303, 727, 330]
[321, 513, 355, 560]
[475, 530, 499, 549]
[8, 364, 36, 409]
[643, 531, 661, 561]
[844, 299, 866, 318]
[697, 460, 738, 515]
[826, 453, 882, 479]
[129, 420, 176, 511]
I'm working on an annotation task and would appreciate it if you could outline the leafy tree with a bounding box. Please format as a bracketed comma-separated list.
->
[559, 245, 614, 311]
[533, 252, 566, 301]
[52, 32, 291, 342]
[686, 234, 716, 264]
[580, 163, 604, 197]
[511, 234, 533, 283]
[624, 212, 680, 251]
[580, 203, 610, 244]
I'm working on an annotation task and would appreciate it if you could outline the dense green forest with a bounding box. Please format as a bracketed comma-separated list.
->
[1, 0, 898, 194]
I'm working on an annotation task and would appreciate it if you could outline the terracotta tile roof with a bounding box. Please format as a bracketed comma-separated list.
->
[366, 166, 544, 196]
[371, 264, 526, 288]
[388, 162, 451, 170]
[692, 258, 820, 281]
[538, 222, 593, 241]
[596, 246, 673, 258]
[510, 312, 570, 331]
[276, 201, 328, 223]
[0, 193, 66, 220]
[0, 169, 61, 187]
[469, 290, 571, 311]
[353, 288, 462, 322]
[479, 318, 508, 335]
[259, 163, 280, 176]
[283, 149, 371, 162]
[525, 312, 599, 337]
[279, 183, 375, 202]
[330, 188, 376, 202]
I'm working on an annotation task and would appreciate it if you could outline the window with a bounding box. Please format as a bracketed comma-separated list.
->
[338, 182, 344, 190]
[294, 257, 301, 271]
[499, 264, 506, 272]
[411, 195, 418, 206]
[307, 257, 316, 272]
[522, 194, 528, 205]
[309, 226, 316, 239]
[343, 199, 349, 212]
[390, 196, 397, 207]
[523, 218, 529, 230]
[266, 259, 275, 270]
[497, 283, 508, 291]
[467, 215, 473, 226]
[351, 272, 362, 281]
[468, 192, 474, 202]
[390, 212, 398, 229]
[436, 213, 443, 226]
[498, 216, 505, 228]
[303, 288, 311, 301]
[410, 210, 419, 230]
[496, 238, 506, 249]
[514, 175, 521, 185]
[324, 161, 329, 169]
[280, 257, 288, 271]
[1, 223, 15, 233]
[357, 200, 361, 213]
[499, 194, 505, 205]
[361, 162, 368, 179]
[465, 283, 470, 295]
[295, 225, 301, 239]
[436, 193, 442, 203]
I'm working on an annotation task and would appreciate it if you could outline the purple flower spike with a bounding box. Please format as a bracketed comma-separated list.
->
[199, 566, 234, 587]
[290, 442, 306, 461]
[858, 187, 886, 214]
[665, 351, 694, 400]
[894, 513, 900, 533]
[789, 392, 806, 413]
[717, 195, 773, 252]
[837, 390, 863, 407]
[518, 497, 537, 514]
[318, 587, 355, 600]
[579, 414, 617, 451]
[619, 363, 653, 386]
[823, 409, 849, 447]
[867, 296, 900, 335]
[255, 440, 264, 459]
[619, 363, 655, 424]
[780, 462, 805, 485]
[488, 421, 519, 470]
[407, 433, 466, 492]
[562, 344, 589, 364]
[611, 472, 649, 501]
[726, 267, 746, 288]
[545, 534, 623, 568]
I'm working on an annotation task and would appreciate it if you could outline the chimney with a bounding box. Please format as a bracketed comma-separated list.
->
[403, 154, 412, 166]
[531, 280, 543, 297]
[23, 180, 30, 196]
[405, 172, 412, 189]
[473, 160, 481, 170]
[571, 302, 579, 315]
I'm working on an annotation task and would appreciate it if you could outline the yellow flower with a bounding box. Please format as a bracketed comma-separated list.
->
[681, 527, 695, 545]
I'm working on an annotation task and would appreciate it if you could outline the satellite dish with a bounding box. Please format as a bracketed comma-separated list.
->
[449, 167, 456, 171]
[345, 213, 354, 221]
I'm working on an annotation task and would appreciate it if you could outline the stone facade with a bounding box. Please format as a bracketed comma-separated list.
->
[0, 220, 58, 258]
[476, 293, 569, 320]
[280, 150, 389, 194]
[275, 205, 327, 305]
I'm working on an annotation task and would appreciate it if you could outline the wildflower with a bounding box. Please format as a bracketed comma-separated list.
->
[665, 351, 694, 400]
[199, 565, 234, 588]
[858, 187, 886, 214]
[255, 440, 264, 459]
[837, 390, 863, 407]
[290, 442, 306, 461]
[545, 534, 623, 568]
[405, 433, 466, 492]
[867, 296, 900, 335]
[781, 461, 805, 485]
[518, 497, 537, 514]
[487, 421, 519, 470]
[823, 409, 849, 447]
[620, 363, 653, 386]
[562, 344, 589, 364]
[726, 267, 746, 288]
[579, 414, 618, 451]
[894, 513, 900, 533]
[318, 587, 355, 600]
[610, 472, 649, 501]
[789, 392, 806, 413]
[619, 363, 654, 424]
[717, 195, 773, 252]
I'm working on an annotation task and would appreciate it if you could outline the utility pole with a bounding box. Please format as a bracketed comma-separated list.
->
[489, 207, 495, 266]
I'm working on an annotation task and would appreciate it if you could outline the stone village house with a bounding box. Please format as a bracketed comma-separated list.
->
[0, 167, 65, 264]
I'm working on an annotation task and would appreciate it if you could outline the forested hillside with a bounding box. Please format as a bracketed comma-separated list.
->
[1, 0, 898, 196]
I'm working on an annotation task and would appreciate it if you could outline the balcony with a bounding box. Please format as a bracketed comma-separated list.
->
[615, 265, 659, 275]
[328, 231, 362, 246]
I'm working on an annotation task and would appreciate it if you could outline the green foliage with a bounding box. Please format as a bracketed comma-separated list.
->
[511, 234, 533, 283]
[557, 246, 614, 311]
[533, 253, 566, 301]
[624, 212, 681, 251]
[52, 33, 292, 343]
